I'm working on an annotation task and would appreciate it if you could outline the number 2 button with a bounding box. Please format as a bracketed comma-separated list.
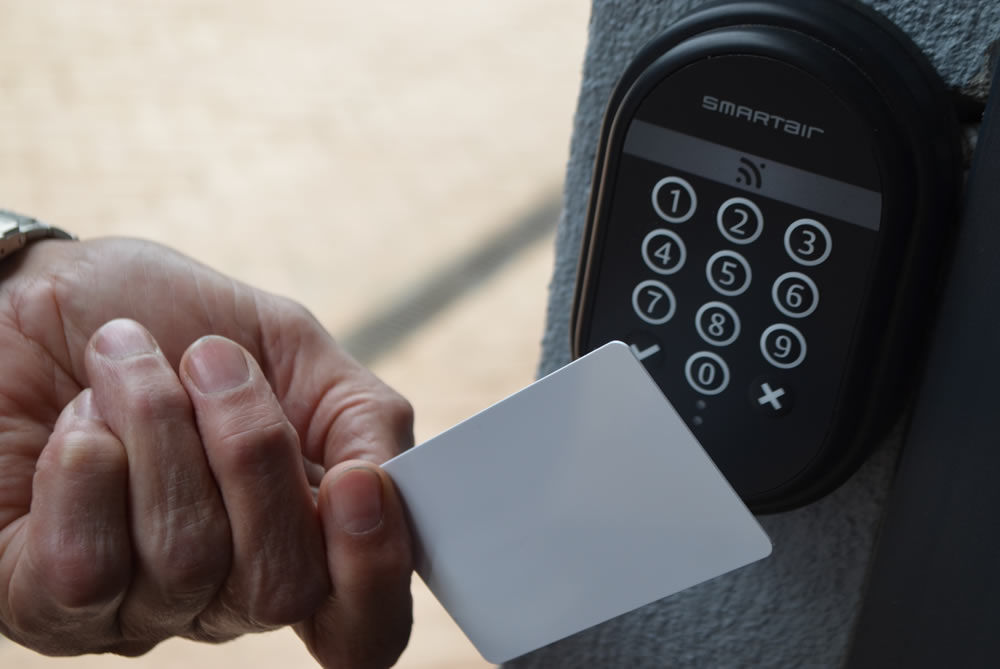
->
[717, 197, 763, 244]
[632, 279, 677, 325]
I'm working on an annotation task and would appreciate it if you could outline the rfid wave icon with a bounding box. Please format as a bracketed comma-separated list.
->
[736, 157, 765, 189]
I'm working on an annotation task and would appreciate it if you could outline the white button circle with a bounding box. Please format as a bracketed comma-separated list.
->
[631, 279, 677, 325]
[772, 272, 820, 319]
[641, 228, 687, 275]
[706, 250, 752, 296]
[695, 301, 741, 347]
[685, 351, 731, 395]
[651, 176, 697, 223]
[717, 197, 764, 245]
[785, 219, 832, 266]
[760, 324, 807, 369]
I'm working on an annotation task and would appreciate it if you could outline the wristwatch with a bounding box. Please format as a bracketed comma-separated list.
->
[0, 209, 76, 262]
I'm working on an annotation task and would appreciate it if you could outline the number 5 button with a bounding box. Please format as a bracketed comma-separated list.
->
[632, 279, 677, 325]
[706, 250, 752, 296]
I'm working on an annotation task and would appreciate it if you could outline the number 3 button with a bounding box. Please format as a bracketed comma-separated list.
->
[785, 218, 832, 266]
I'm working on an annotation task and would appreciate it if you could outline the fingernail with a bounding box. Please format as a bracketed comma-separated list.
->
[330, 467, 384, 534]
[185, 336, 250, 393]
[73, 389, 103, 421]
[94, 319, 157, 359]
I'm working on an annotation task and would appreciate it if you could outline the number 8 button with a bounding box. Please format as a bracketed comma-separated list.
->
[696, 301, 741, 346]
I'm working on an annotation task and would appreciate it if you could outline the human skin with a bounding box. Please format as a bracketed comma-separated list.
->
[0, 237, 415, 668]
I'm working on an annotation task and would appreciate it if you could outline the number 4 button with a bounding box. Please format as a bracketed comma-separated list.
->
[642, 229, 687, 275]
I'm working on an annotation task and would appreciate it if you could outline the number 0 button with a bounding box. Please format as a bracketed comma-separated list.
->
[717, 197, 764, 244]
[706, 250, 752, 296]
[785, 219, 832, 266]
[685, 351, 730, 395]
[632, 279, 677, 325]
[642, 229, 686, 275]
[761, 324, 807, 369]
[652, 176, 697, 223]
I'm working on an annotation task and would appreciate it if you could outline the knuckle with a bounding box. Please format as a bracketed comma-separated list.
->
[30, 533, 126, 613]
[381, 391, 415, 436]
[149, 512, 231, 601]
[215, 416, 300, 477]
[124, 371, 193, 424]
[248, 564, 329, 627]
[49, 427, 128, 478]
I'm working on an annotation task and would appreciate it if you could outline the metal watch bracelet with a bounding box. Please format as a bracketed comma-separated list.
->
[0, 209, 76, 262]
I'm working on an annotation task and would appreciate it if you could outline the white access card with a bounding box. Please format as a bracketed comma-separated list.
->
[383, 341, 772, 664]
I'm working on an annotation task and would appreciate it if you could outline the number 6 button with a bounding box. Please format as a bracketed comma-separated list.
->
[772, 272, 819, 318]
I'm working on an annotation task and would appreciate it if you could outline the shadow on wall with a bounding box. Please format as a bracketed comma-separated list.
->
[339, 192, 562, 367]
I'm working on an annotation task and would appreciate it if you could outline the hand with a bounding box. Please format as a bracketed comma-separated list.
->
[0, 238, 414, 667]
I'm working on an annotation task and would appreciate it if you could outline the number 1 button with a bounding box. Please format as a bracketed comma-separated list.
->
[632, 279, 677, 325]
[652, 176, 697, 223]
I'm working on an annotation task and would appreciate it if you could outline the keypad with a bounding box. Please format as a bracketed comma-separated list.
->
[602, 170, 848, 417]
[639, 175, 825, 400]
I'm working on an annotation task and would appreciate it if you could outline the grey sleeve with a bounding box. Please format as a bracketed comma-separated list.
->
[514, 1, 999, 667]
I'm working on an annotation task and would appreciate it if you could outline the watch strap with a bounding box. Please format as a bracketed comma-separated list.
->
[0, 209, 76, 261]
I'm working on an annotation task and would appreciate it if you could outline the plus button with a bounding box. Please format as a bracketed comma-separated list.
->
[757, 383, 786, 410]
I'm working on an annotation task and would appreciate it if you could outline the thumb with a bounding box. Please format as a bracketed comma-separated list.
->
[296, 462, 414, 669]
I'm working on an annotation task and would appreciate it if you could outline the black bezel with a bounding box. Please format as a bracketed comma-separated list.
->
[570, 0, 961, 512]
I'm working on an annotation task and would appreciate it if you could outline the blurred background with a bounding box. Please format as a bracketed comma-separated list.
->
[0, 1, 588, 667]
